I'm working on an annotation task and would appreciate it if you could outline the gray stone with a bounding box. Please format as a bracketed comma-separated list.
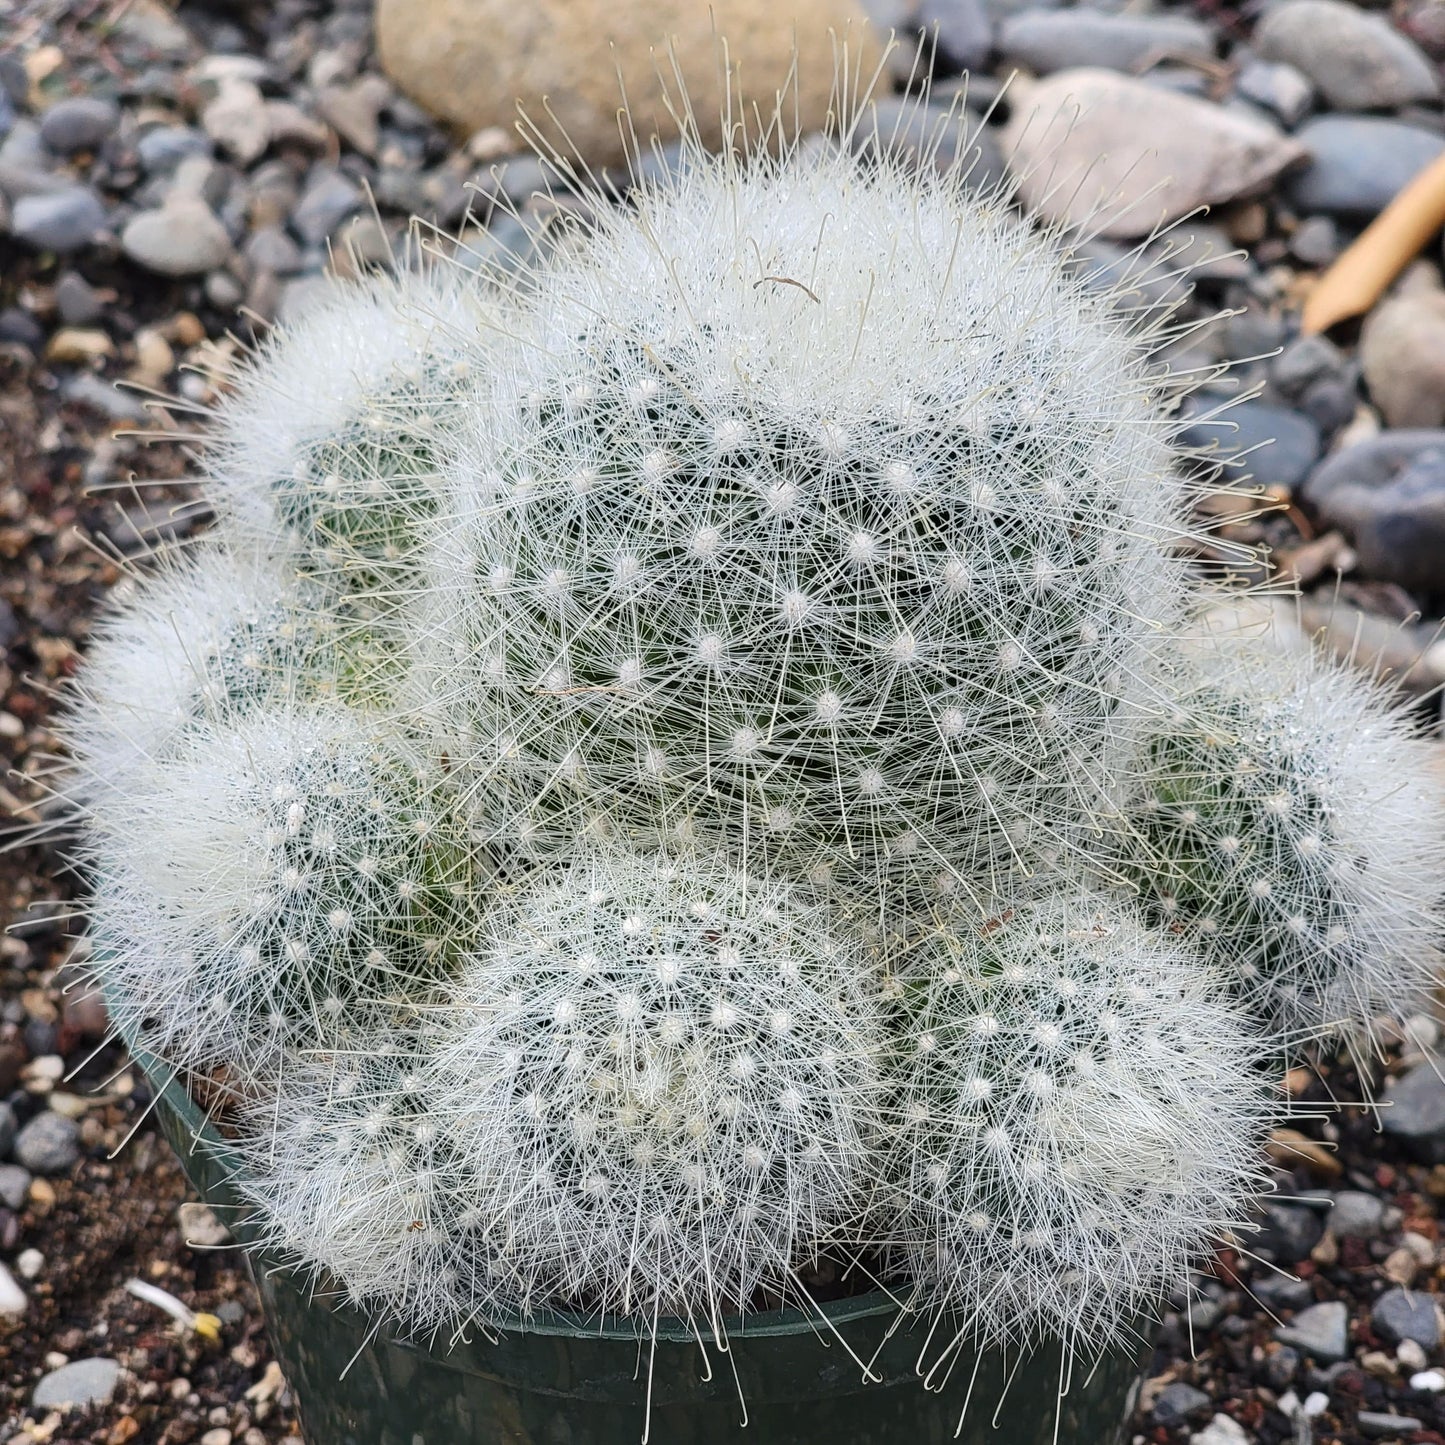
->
[1254, 1274, 1315, 1312]
[136, 124, 212, 174]
[1289, 214, 1342, 267]
[121, 198, 232, 275]
[999, 10, 1214, 77]
[14, 1111, 80, 1175]
[32, 1357, 121, 1410]
[1190, 1415, 1249, 1445]
[1302, 431, 1445, 593]
[243, 224, 303, 275]
[1154, 1382, 1212, 1424]
[63, 372, 149, 422]
[1254, 0, 1439, 111]
[38, 96, 120, 155]
[0, 1261, 24, 1316]
[1234, 59, 1314, 128]
[0, 119, 66, 200]
[1288, 117, 1445, 218]
[853, 98, 1005, 191]
[1257, 1202, 1326, 1263]
[1265, 1344, 1300, 1388]
[920, 0, 994, 72]
[291, 167, 363, 245]
[11, 187, 106, 253]
[1187, 1297, 1226, 1333]
[1275, 1300, 1350, 1363]
[0, 1100, 13, 1157]
[53, 271, 104, 326]
[1371, 1288, 1440, 1349]
[1358, 1411, 1425, 1438]
[0, 1164, 30, 1209]
[1272, 334, 1345, 398]
[1328, 1190, 1387, 1240]
[1179, 400, 1322, 491]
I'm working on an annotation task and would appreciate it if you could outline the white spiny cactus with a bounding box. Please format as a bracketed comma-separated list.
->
[86, 703, 480, 1087]
[1118, 616, 1445, 1044]
[878, 892, 1276, 1360]
[420, 849, 887, 1326]
[425, 141, 1196, 903]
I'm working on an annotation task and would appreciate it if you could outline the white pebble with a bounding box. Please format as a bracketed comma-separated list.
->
[16, 1249, 43, 1280]
[1411, 1368, 1445, 1392]
[1303, 1391, 1330, 1417]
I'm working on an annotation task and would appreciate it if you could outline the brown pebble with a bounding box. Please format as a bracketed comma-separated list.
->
[45, 328, 114, 365]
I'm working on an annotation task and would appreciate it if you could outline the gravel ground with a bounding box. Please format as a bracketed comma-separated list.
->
[4, 0, 1445, 1440]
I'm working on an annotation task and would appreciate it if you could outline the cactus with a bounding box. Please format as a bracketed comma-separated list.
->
[1118, 619, 1445, 1044]
[418, 848, 888, 1328]
[878, 892, 1276, 1361]
[85, 703, 481, 1090]
[424, 140, 1198, 905]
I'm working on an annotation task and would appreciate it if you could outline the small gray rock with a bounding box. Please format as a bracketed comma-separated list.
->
[14, 1111, 79, 1175]
[53, 271, 104, 326]
[1154, 1382, 1212, 1424]
[1190, 1415, 1250, 1445]
[291, 167, 363, 246]
[1255, 1275, 1315, 1312]
[1187, 1297, 1226, 1333]
[1371, 1288, 1440, 1349]
[1302, 432, 1445, 594]
[1272, 334, 1345, 398]
[1257, 1202, 1326, 1263]
[1264, 1344, 1300, 1388]
[243, 224, 303, 275]
[1289, 117, 1445, 217]
[1254, 0, 1439, 111]
[1275, 1300, 1350, 1363]
[1235, 59, 1315, 128]
[0, 1261, 25, 1316]
[0, 119, 66, 200]
[11, 187, 106, 253]
[1289, 214, 1342, 268]
[32, 1356, 120, 1410]
[852, 98, 1005, 191]
[38, 96, 120, 155]
[920, 0, 994, 72]
[1179, 400, 1322, 491]
[1358, 1412, 1425, 1439]
[121, 198, 232, 275]
[999, 10, 1214, 77]
[0, 1164, 30, 1210]
[0, 1101, 14, 1157]
[136, 124, 212, 174]
[1328, 1190, 1387, 1240]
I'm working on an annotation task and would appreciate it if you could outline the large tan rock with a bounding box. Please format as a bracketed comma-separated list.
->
[375, 0, 881, 167]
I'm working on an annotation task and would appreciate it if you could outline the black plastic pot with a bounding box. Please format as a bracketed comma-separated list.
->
[131, 1033, 1143, 1445]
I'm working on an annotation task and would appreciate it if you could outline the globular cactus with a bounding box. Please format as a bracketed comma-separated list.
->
[1118, 618, 1445, 1045]
[207, 268, 493, 610]
[419, 848, 888, 1326]
[878, 893, 1277, 1360]
[425, 141, 1196, 904]
[85, 703, 481, 1089]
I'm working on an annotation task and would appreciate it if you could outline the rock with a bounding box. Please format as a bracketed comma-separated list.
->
[0, 1262, 25, 1316]
[375, 0, 881, 168]
[45, 327, 114, 365]
[999, 11, 1214, 77]
[38, 96, 120, 155]
[1362, 289, 1445, 428]
[316, 74, 391, 156]
[0, 119, 66, 199]
[1289, 214, 1342, 267]
[1179, 400, 1322, 491]
[202, 76, 270, 164]
[852, 97, 1005, 190]
[1302, 431, 1445, 594]
[10, 186, 106, 253]
[1003, 70, 1306, 240]
[243, 224, 303, 275]
[1288, 117, 1445, 218]
[121, 197, 232, 275]
[1257, 1202, 1326, 1263]
[1358, 1412, 1425, 1438]
[1255, 1275, 1315, 1312]
[1254, 0, 1438, 111]
[1265, 1344, 1301, 1388]
[291, 167, 363, 245]
[1190, 1415, 1249, 1445]
[179, 1201, 233, 1248]
[1272, 334, 1345, 398]
[1328, 1190, 1387, 1240]
[0, 1164, 31, 1209]
[1274, 1300, 1350, 1363]
[1154, 1382, 1212, 1424]
[136, 124, 212, 174]
[918, 0, 993, 72]
[32, 1357, 121, 1410]
[15, 1248, 41, 1280]
[264, 100, 331, 150]
[1234, 59, 1314, 128]
[13, 1111, 80, 1175]
[53, 270, 105, 326]
[1412, 1368, 1445, 1391]
[1371, 1288, 1441, 1349]
[0, 1100, 13, 1156]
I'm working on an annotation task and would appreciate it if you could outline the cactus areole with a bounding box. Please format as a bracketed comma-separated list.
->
[61, 74, 1443, 1445]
